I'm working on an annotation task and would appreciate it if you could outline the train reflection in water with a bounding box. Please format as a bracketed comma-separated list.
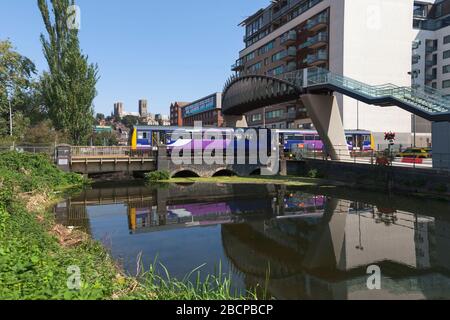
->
[54, 182, 450, 300]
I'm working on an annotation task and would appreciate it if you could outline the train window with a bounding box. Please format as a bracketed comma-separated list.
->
[287, 135, 300, 140]
[305, 135, 314, 141]
[143, 132, 148, 139]
[314, 135, 320, 141]
[138, 132, 144, 139]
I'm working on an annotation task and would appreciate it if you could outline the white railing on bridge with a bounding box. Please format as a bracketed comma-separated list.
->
[71, 146, 132, 158]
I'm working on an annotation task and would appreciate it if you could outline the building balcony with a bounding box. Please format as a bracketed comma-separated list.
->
[231, 59, 245, 72]
[426, 45, 437, 54]
[306, 51, 328, 65]
[280, 30, 297, 46]
[306, 13, 328, 32]
[280, 47, 297, 62]
[425, 74, 437, 82]
[425, 60, 437, 68]
[303, 32, 328, 50]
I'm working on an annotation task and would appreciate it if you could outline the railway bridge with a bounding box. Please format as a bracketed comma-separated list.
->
[55, 144, 275, 177]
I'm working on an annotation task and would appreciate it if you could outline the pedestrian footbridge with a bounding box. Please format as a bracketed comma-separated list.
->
[222, 68, 450, 170]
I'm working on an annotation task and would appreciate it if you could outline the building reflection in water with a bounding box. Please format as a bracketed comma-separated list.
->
[54, 182, 450, 300]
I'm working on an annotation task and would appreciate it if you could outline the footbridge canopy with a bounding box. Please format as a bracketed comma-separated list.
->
[222, 68, 450, 122]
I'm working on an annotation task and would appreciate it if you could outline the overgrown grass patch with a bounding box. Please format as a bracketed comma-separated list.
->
[0, 152, 254, 300]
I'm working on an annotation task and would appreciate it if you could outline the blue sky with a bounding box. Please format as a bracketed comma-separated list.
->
[0, 0, 268, 116]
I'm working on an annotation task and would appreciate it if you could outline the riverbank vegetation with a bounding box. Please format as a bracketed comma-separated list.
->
[158, 175, 320, 187]
[0, 152, 254, 300]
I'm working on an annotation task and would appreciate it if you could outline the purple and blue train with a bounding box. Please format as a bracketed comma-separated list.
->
[130, 126, 375, 154]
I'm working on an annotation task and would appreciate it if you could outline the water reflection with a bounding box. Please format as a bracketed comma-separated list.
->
[54, 182, 450, 300]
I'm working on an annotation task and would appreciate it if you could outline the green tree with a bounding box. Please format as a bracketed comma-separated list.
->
[92, 131, 118, 146]
[0, 40, 37, 137]
[121, 115, 140, 130]
[24, 120, 69, 145]
[38, 0, 99, 145]
[95, 113, 105, 123]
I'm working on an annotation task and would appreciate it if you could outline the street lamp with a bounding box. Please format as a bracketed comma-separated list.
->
[8, 96, 12, 137]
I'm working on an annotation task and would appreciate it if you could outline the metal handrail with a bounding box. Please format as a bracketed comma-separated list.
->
[71, 146, 132, 158]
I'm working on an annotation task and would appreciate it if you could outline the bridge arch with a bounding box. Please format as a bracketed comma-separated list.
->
[171, 169, 201, 178]
[249, 168, 262, 176]
[222, 74, 301, 116]
[212, 169, 237, 177]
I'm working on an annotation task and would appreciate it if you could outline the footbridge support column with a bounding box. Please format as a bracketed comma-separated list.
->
[223, 115, 248, 128]
[301, 94, 350, 161]
[432, 122, 450, 171]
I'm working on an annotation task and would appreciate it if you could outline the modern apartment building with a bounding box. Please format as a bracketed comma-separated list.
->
[411, 0, 450, 146]
[232, 0, 416, 146]
[182, 93, 224, 127]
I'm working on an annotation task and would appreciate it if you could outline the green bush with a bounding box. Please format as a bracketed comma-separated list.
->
[145, 170, 170, 182]
[434, 183, 448, 193]
[307, 169, 323, 179]
[0, 151, 85, 195]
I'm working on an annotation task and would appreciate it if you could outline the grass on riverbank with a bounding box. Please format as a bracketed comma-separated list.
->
[165, 175, 319, 187]
[0, 152, 255, 300]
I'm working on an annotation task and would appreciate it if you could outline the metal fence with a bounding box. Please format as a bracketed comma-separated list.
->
[290, 145, 435, 170]
[70, 146, 132, 158]
[0, 144, 155, 160]
[0, 144, 56, 157]
[70, 146, 155, 159]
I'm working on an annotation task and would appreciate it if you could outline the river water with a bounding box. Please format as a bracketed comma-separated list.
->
[54, 181, 450, 300]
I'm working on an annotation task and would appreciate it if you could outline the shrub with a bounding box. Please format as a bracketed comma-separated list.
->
[434, 183, 448, 193]
[145, 170, 171, 182]
[307, 169, 324, 179]
[0, 151, 85, 194]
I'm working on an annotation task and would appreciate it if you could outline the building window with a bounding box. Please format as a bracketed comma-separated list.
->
[444, 35, 450, 45]
[444, 50, 450, 59]
[251, 114, 262, 122]
[248, 62, 262, 73]
[443, 65, 450, 74]
[258, 40, 275, 55]
[266, 109, 284, 119]
[267, 65, 285, 76]
[272, 51, 285, 62]
[246, 51, 256, 62]
[246, 16, 264, 38]
[443, 80, 450, 88]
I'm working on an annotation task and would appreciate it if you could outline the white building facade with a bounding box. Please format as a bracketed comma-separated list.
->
[235, 0, 431, 147]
